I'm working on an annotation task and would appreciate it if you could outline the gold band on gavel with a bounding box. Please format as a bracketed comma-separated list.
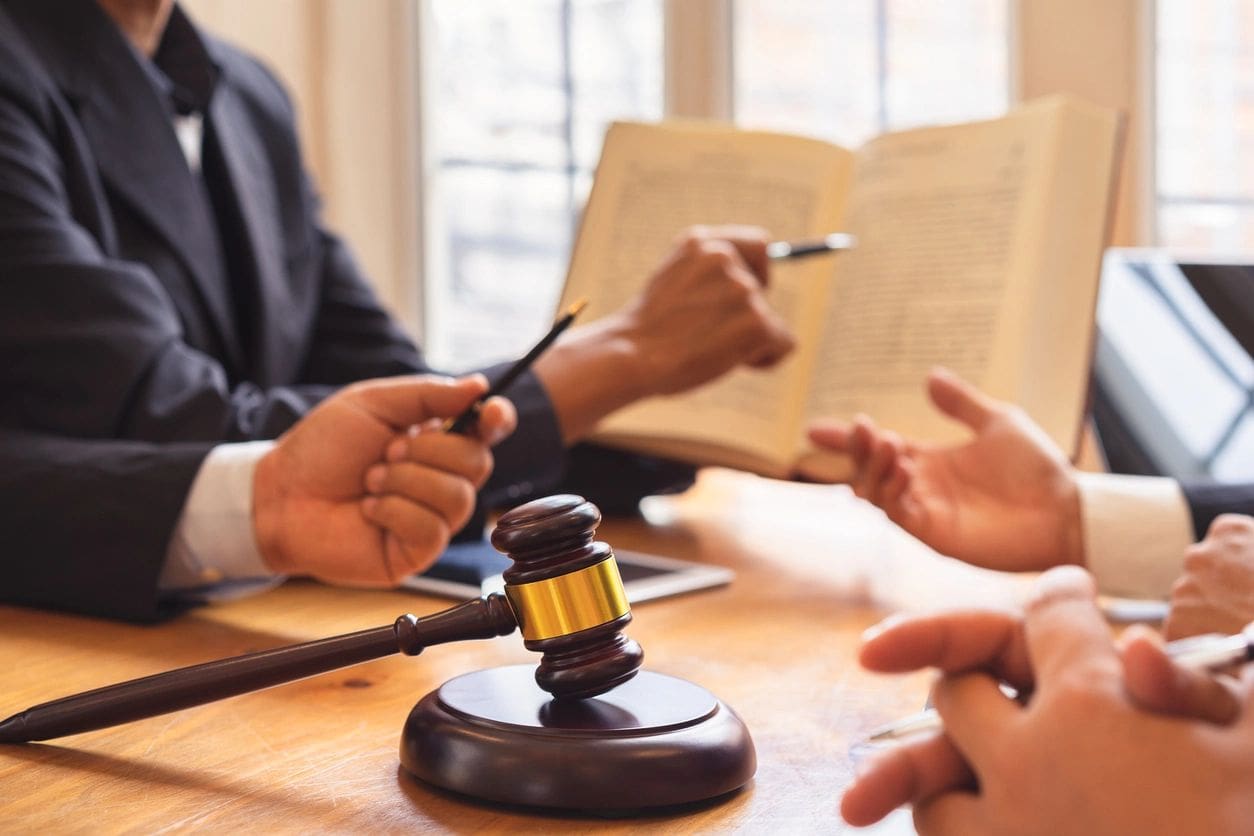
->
[505, 558, 630, 641]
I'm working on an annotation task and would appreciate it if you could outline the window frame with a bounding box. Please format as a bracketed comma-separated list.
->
[411, 0, 1156, 346]
[188, 0, 1161, 352]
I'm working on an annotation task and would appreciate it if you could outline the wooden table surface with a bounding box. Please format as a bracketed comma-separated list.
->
[0, 470, 1032, 834]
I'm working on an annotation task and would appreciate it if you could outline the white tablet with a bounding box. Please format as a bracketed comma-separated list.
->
[400, 539, 733, 604]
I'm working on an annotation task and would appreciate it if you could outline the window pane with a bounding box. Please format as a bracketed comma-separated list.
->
[1214, 412, 1254, 481]
[429, 2, 570, 169]
[882, 1, 1008, 131]
[1160, 203, 1254, 253]
[734, 0, 1008, 148]
[733, 1, 879, 144]
[430, 167, 572, 366]
[425, 0, 663, 369]
[570, 3, 664, 171]
[1157, 0, 1254, 248]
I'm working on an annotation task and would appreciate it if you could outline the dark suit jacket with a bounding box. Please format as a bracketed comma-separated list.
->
[1183, 482, 1254, 540]
[0, 0, 691, 622]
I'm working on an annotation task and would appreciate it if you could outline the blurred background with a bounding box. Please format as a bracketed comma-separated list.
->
[184, 0, 1254, 483]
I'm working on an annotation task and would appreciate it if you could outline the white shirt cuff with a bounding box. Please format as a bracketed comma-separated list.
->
[160, 441, 285, 600]
[1077, 472, 1193, 600]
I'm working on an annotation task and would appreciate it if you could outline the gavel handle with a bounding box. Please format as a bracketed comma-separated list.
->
[0, 594, 517, 743]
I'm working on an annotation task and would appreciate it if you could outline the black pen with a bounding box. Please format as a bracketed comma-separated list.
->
[443, 298, 588, 435]
[766, 232, 856, 261]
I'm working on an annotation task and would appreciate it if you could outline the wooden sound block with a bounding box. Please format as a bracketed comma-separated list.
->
[400, 665, 755, 812]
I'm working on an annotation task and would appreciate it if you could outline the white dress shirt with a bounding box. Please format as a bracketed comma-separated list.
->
[157, 110, 282, 599]
[159, 440, 281, 597]
[1076, 472, 1193, 600]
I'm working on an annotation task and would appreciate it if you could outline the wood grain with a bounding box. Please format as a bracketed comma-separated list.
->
[0, 470, 1031, 833]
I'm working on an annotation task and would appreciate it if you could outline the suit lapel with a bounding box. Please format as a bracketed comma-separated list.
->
[79, 87, 248, 369]
[206, 85, 296, 386]
[6, 0, 244, 369]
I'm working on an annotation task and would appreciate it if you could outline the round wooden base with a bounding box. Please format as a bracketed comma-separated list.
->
[399, 665, 756, 812]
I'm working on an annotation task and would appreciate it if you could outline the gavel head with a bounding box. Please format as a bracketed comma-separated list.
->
[491, 494, 644, 700]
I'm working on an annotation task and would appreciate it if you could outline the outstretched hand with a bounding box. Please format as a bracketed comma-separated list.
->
[807, 367, 1083, 572]
[253, 374, 516, 587]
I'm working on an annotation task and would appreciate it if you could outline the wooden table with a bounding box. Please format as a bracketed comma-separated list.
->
[0, 470, 1031, 834]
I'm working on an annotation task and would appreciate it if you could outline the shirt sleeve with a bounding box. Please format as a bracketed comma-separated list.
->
[159, 440, 286, 601]
[1076, 472, 1194, 600]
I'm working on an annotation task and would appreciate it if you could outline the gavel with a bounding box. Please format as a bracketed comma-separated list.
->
[0, 495, 643, 744]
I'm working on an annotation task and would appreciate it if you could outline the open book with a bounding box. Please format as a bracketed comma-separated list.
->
[559, 96, 1122, 479]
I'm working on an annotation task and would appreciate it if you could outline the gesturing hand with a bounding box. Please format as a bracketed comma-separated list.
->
[807, 367, 1083, 572]
[252, 374, 516, 586]
[1166, 514, 1254, 639]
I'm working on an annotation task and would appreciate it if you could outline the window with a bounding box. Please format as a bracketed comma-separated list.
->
[1157, 0, 1254, 250]
[734, 0, 1008, 147]
[422, 1, 663, 369]
[1089, 2, 1254, 484]
[420, 0, 1009, 370]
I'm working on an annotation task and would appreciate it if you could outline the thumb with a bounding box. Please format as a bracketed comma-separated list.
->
[927, 367, 997, 432]
[1120, 625, 1242, 725]
[345, 374, 489, 430]
[722, 225, 771, 286]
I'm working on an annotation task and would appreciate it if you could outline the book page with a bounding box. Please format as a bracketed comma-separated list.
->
[1013, 100, 1121, 452]
[800, 100, 1108, 450]
[562, 121, 853, 468]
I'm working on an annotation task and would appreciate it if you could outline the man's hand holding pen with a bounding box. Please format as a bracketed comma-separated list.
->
[842, 566, 1254, 832]
[523, 225, 802, 445]
[254, 375, 516, 587]
[614, 225, 798, 394]
[283, 225, 849, 586]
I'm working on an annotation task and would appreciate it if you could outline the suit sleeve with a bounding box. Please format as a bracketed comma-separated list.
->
[1181, 481, 1254, 539]
[472, 365, 695, 515]
[0, 85, 346, 443]
[0, 430, 212, 621]
[0, 64, 390, 618]
[0, 46, 687, 621]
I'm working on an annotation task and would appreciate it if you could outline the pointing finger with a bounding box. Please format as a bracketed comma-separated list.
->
[926, 367, 997, 433]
